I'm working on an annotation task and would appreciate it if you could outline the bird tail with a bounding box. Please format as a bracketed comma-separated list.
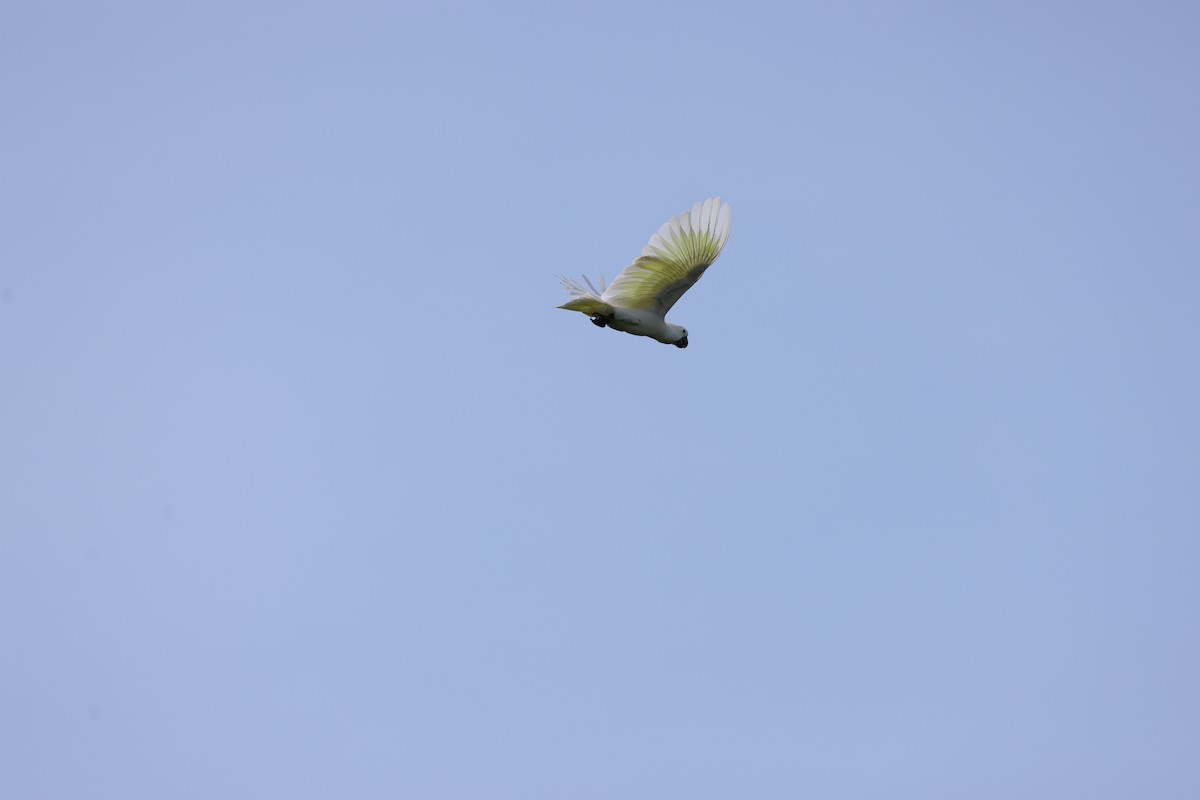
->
[557, 275, 613, 316]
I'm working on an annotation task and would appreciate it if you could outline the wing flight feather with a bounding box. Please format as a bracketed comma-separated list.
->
[601, 198, 731, 314]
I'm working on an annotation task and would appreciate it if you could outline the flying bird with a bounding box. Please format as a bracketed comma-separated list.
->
[557, 197, 731, 348]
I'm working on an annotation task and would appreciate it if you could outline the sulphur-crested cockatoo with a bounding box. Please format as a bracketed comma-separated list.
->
[557, 197, 731, 348]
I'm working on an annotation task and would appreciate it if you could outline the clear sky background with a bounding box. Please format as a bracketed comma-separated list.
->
[3, 1, 1198, 797]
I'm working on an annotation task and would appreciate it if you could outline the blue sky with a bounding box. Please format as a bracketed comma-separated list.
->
[3, 1, 1199, 797]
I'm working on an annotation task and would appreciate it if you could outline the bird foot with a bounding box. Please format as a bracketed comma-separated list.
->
[590, 315, 608, 328]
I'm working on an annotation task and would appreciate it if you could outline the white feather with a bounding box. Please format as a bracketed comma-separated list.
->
[600, 197, 732, 315]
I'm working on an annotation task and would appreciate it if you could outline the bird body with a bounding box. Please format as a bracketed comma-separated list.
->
[602, 305, 684, 344]
[557, 198, 732, 348]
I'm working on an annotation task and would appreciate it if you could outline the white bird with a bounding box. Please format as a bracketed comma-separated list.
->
[557, 197, 732, 348]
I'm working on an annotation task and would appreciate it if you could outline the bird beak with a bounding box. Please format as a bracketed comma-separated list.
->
[675, 336, 688, 348]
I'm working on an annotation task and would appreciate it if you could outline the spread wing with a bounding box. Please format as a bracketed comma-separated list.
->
[601, 198, 731, 315]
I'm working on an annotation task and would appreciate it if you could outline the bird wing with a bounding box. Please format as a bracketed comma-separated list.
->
[601, 197, 731, 315]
